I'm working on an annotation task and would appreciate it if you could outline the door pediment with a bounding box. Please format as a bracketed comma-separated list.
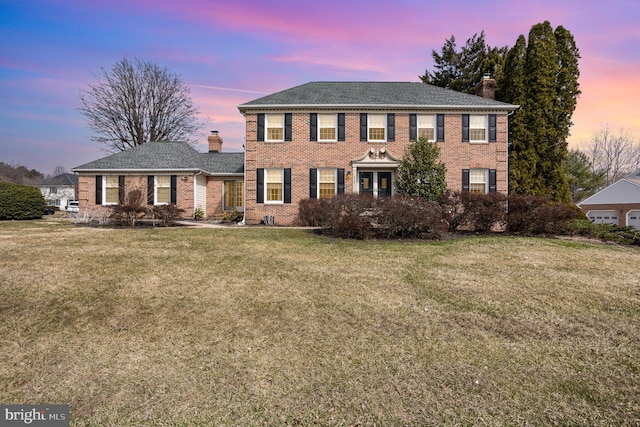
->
[351, 148, 400, 167]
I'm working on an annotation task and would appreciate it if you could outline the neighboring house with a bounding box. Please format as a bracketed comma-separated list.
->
[577, 169, 640, 229]
[36, 173, 78, 210]
[71, 132, 244, 220]
[237, 78, 519, 225]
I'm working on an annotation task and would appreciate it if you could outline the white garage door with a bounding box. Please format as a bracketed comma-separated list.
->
[627, 211, 640, 230]
[587, 210, 619, 225]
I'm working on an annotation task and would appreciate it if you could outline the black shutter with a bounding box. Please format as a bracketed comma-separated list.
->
[337, 113, 345, 141]
[310, 113, 317, 141]
[387, 114, 395, 141]
[337, 168, 345, 194]
[360, 113, 367, 141]
[462, 114, 470, 142]
[437, 114, 445, 142]
[409, 114, 417, 141]
[462, 169, 470, 192]
[284, 168, 291, 204]
[147, 176, 154, 205]
[118, 175, 125, 204]
[257, 114, 265, 141]
[284, 113, 292, 141]
[489, 169, 497, 193]
[95, 175, 102, 205]
[309, 168, 317, 199]
[256, 169, 264, 203]
[489, 114, 497, 142]
[170, 175, 177, 204]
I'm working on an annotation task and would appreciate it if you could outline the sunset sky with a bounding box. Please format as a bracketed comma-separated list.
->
[1, 0, 639, 174]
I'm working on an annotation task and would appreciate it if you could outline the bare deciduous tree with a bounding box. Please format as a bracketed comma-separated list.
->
[79, 57, 201, 152]
[586, 126, 640, 186]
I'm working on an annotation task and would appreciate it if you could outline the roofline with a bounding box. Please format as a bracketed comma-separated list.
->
[238, 104, 520, 111]
[71, 168, 202, 173]
[577, 178, 640, 206]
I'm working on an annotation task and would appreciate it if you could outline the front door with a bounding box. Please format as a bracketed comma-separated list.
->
[359, 172, 373, 195]
[378, 172, 392, 197]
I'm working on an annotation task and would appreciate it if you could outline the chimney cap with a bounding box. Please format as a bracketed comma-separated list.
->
[210, 130, 219, 135]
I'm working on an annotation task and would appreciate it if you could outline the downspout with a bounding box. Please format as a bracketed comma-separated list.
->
[239, 139, 246, 226]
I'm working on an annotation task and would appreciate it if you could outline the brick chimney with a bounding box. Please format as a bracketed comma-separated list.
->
[475, 73, 496, 100]
[208, 130, 223, 153]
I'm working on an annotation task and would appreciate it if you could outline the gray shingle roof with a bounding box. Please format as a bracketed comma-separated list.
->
[40, 173, 78, 186]
[238, 81, 518, 110]
[72, 142, 243, 175]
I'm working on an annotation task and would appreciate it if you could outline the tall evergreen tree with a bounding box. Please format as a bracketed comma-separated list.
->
[396, 137, 447, 201]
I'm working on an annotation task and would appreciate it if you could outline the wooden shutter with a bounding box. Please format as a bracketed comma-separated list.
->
[462, 114, 470, 142]
[337, 168, 345, 194]
[310, 114, 317, 141]
[284, 168, 291, 204]
[170, 175, 177, 204]
[437, 114, 445, 142]
[309, 168, 317, 199]
[387, 114, 395, 141]
[257, 114, 265, 141]
[284, 113, 292, 141]
[95, 175, 102, 205]
[256, 169, 264, 203]
[147, 176, 154, 205]
[462, 169, 470, 191]
[489, 169, 497, 193]
[118, 175, 125, 204]
[489, 114, 497, 142]
[360, 113, 367, 141]
[409, 114, 417, 141]
[337, 113, 345, 141]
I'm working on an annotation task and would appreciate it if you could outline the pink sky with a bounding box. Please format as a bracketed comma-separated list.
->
[1, 0, 639, 173]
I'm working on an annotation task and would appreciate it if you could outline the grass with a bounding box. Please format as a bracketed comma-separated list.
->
[0, 218, 639, 426]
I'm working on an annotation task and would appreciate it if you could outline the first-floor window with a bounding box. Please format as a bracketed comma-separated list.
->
[224, 180, 244, 210]
[469, 169, 487, 193]
[156, 176, 171, 204]
[105, 175, 120, 204]
[266, 169, 283, 202]
[319, 169, 336, 199]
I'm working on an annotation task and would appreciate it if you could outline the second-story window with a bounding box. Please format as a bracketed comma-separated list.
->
[368, 114, 386, 141]
[469, 115, 487, 142]
[266, 114, 284, 141]
[418, 115, 435, 141]
[318, 114, 337, 141]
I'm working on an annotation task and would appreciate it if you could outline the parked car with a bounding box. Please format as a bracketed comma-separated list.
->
[67, 201, 79, 213]
[43, 207, 55, 215]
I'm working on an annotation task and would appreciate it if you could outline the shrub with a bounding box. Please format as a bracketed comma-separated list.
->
[506, 194, 582, 235]
[221, 209, 241, 223]
[0, 182, 46, 220]
[324, 194, 375, 240]
[441, 191, 506, 232]
[375, 195, 448, 239]
[571, 220, 640, 245]
[150, 204, 185, 226]
[109, 189, 148, 226]
[194, 205, 205, 220]
[296, 198, 334, 227]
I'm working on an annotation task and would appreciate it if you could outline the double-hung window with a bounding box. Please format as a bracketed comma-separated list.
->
[368, 114, 386, 141]
[266, 114, 284, 141]
[418, 114, 436, 141]
[318, 114, 337, 141]
[462, 168, 497, 194]
[266, 169, 283, 203]
[469, 115, 487, 142]
[104, 175, 120, 204]
[155, 176, 171, 204]
[318, 169, 336, 199]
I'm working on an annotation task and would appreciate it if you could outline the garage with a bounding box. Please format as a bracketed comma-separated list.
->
[586, 210, 619, 225]
[627, 211, 640, 229]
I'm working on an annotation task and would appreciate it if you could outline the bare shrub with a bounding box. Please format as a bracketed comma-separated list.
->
[375, 196, 448, 239]
[506, 194, 582, 235]
[150, 204, 185, 226]
[325, 194, 375, 240]
[296, 198, 334, 227]
[109, 189, 148, 226]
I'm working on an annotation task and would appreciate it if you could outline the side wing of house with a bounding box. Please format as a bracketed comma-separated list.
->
[578, 178, 640, 228]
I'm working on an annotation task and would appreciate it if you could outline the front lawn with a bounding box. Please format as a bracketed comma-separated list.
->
[0, 219, 638, 426]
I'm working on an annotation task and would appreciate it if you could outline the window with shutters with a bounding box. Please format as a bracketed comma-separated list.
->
[469, 115, 487, 142]
[368, 114, 386, 141]
[266, 169, 283, 203]
[469, 169, 488, 193]
[418, 114, 436, 141]
[318, 169, 336, 199]
[104, 175, 120, 204]
[155, 176, 171, 204]
[224, 180, 244, 211]
[318, 114, 337, 141]
[266, 114, 284, 141]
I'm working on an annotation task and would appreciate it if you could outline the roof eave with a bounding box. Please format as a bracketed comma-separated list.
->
[71, 168, 202, 173]
[238, 104, 520, 111]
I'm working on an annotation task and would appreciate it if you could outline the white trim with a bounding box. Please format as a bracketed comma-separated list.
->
[264, 168, 284, 204]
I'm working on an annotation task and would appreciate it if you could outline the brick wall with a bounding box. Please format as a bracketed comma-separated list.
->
[244, 110, 510, 225]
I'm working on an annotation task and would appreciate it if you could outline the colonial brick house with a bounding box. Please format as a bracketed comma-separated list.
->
[237, 78, 518, 225]
[72, 132, 244, 220]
